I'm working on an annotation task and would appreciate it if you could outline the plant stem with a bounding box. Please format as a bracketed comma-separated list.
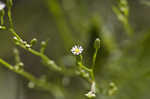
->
[78, 62, 92, 72]
[0, 58, 61, 93]
[7, 3, 14, 29]
[0, 10, 5, 25]
[5, 0, 76, 76]
[46, 0, 74, 49]
[92, 49, 98, 70]
[78, 55, 92, 72]
[91, 48, 98, 82]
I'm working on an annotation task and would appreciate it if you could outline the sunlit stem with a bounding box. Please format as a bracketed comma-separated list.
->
[13, 48, 21, 64]
[91, 38, 100, 82]
[0, 58, 62, 94]
[7, 0, 14, 29]
[46, 0, 74, 49]
[0, 10, 5, 25]
[91, 48, 99, 82]
[92, 49, 98, 70]
[78, 55, 92, 72]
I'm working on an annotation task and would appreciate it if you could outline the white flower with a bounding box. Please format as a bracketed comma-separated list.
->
[71, 45, 83, 55]
[0, 1, 5, 11]
[85, 82, 96, 98]
[85, 91, 96, 98]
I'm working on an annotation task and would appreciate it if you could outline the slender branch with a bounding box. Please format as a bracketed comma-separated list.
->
[46, 0, 74, 49]
[5, 0, 76, 76]
[15, 38, 76, 76]
[112, 0, 134, 36]
[0, 58, 62, 94]
[92, 49, 98, 70]
[7, 0, 14, 29]
[75, 55, 92, 83]
[77, 55, 92, 72]
[78, 62, 92, 73]
[0, 10, 5, 25]
[8, 28, 63, 72]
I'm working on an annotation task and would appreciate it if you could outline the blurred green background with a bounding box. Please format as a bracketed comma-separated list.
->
[0, 0, 150, 99]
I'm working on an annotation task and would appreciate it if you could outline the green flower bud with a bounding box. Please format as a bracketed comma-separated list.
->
[40, 41, 48, 54]
[28, 81, 35, 89]
[41, 41, 46, 47]
[30, 38, 37, 45]
[18, 62, 24, 67]
[94, 38, 100, 49]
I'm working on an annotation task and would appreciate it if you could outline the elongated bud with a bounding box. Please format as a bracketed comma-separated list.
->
[94, 38, 100, 49]
[30, 38, 37, 45]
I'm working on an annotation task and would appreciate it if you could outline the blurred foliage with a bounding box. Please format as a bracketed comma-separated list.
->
[0, 0, 150, 99]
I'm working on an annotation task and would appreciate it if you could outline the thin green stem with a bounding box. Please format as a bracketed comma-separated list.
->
[13, 48, 21, 64]
[9, 28, 21, 40]
[112, 0, 134, 36]
[7, 1, 14, 29]
[4, 0, 77, 77]
[5, 22, 77, 77]
[78, 55, 92, 72]
[92, 49, 98, 70]
[5, 26, 77, 76]
[123, 19, 134, 36]
[91, 48, 98, 82]
[4, 1, 76, 76]
[17, 42, 62, 72]
[0, 58, 61, 93]
[76, 55, 93, 82]
[90, 71, 95, 82]
[0, 10, 5, 25]
[78, 62, 92, 72]
[5, 21, 63, 73]
[8, 8, 13, 28]
[46, 0, 74, 49]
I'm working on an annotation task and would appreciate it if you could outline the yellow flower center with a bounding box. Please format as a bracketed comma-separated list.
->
[75, 48, 80, 53]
